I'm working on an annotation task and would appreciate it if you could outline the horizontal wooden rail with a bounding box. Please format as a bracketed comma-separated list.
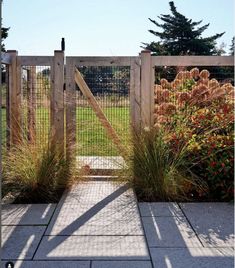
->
[19, 56, 53, 66]
[151, 56, 234, 66]
[68, 56, 139, 66]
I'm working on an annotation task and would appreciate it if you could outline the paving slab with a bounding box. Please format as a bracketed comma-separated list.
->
[2, 226, 46, 260]
[150, 247, 234, 268]
[60, 181, 135, 205]
[216, 247, 235, 257]
[34, 235, 150, 260]
[1, 261, 90, 268]
[139, 202, 184, 217]
[77, 156, 126, 170]
[46, 182, 143, 235]
[180, 203, 234, 247]
[2, 204, 56, 225]
[92, 260, 153, 268]
[142, 216, 202, 248]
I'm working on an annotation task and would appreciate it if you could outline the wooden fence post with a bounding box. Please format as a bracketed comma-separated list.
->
[27, 66, 36, 141]
[65, 57, 76, 156]
[140, 50, 155, 129]
[52, 50, 64, 150]
[5, 64, 10, 148]
[130, 57, 141, 133]
[7, 50, 22, 145]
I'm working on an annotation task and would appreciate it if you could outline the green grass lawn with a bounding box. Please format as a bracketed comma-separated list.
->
[76, 107, 130, 155]
[1, 107, 130, 156]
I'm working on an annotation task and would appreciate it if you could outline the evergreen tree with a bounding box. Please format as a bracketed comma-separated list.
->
[229, 37, 234, 55]
[1, 27, 9, 51]
[143, 1, 225, 55]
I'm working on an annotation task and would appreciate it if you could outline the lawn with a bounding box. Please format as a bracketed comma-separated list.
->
[76, 107, 130, 155]
[1, 107, 130, 156]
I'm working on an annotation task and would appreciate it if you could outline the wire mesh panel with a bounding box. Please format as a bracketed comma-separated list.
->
[21, 66, 51, 143]
[1, 65, 8, 149]
[75, 65, 130, 156]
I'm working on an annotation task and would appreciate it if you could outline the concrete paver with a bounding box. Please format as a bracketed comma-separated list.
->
[2, 204, 56, 225]
[92, 260, 153, 268]
[139, 202, 184, 217]
[150, 247, 234, 268]
[142, 216, 202, 248]
[34, 235, 150, 260]
[1, 261, 90, 268]
[2, 226, 46, 260]
[46, 182, 143, 235]
[77, 156, 126, 170]
[180, 203, 234, 247]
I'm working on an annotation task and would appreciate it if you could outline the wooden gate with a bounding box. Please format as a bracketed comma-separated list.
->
[65, 56, 141, 160]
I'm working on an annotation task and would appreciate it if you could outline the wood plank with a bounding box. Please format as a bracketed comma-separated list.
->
[65, 57, 76, 155]
[130, 57, 141, 132]
[5, 66, 10, 148]
[140, 50, 154, 128]
[74, 68, 126, 156]
[151, 56, 234, 67]
[19, 56, 53, 66]
[52, 51, 64, 149]
[8, 51, 22, 145]
[69, 56, 136, 66]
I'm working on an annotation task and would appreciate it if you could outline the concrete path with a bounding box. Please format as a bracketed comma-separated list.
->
[2, 181, 234, 268]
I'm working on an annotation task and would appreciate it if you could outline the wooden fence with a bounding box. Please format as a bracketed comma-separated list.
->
[1, 50, 234, 155]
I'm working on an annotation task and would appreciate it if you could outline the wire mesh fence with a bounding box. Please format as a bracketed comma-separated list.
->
[21, 66, 51, 143]
[75, 65, 130, 156]
[1, 66, 8, 149]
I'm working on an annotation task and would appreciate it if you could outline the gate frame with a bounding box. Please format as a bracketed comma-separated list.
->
[65, 55, 141, 155]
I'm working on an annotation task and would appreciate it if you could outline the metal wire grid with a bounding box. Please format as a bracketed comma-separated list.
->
[21, 66, 51, 143]
[155, 66, 234, 84]
[75, 65, 130, 156]
[1, 68, 7, 148]
[154, 66, 234, 123]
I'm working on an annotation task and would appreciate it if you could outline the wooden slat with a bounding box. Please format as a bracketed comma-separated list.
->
[69, 56, 136, 66]
[140, 50, 155, 128]
[5, 65, 10, 148]
[74, 68, 126, 156]
[19, 56, 53, 66]
[8, 51, 22, 145]
[51, 51, 64, 149]
[65, 57, 76, 155]
[130, 57, 141, 132]
[152, 56, 234, 67]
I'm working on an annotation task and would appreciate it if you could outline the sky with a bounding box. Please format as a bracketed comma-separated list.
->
[2, 0, 235, 56]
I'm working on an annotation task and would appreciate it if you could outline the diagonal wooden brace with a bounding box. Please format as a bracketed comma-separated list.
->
[74, 68, 127, 157]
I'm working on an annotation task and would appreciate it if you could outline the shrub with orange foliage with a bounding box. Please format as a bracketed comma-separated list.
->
[153, 68, 234, 201]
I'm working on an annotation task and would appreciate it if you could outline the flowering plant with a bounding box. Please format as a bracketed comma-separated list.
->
[153, 68, 234, 200]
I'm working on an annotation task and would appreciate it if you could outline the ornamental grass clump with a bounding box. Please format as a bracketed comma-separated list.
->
[2, 136, 78, 203]
[128, 128, 199, 202]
